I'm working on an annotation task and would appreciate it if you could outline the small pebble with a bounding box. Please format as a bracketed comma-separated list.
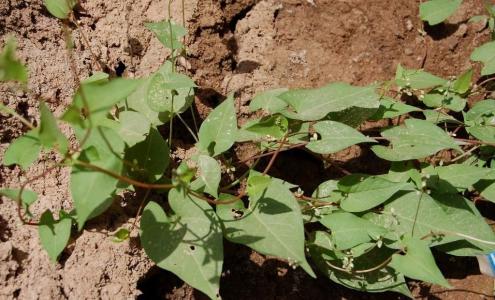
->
[405, 19, 414, 31]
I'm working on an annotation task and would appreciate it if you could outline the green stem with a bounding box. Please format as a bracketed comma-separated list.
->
[176, 112, 199, 142]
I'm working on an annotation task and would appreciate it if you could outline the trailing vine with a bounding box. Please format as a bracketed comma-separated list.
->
[2, 0, 495, 298]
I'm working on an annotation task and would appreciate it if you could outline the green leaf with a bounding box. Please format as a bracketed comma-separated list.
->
[244, 115, 288, 139]
[197, 155, 221, 198]
[82, 71, 109, 84]
[452, 69, 473, 94]
[246, 174, 271, 197]
[147, 72, 194, 113]
[319, 212, 387, 250]
[71, 127, 125, 229]
[249, 88, 288, 114]
[198, 95, 237, 156]
[38, 210, 72, 262]
[298, 180, 340, 223]
[390, 238, 450, 287]
[395, 64, 447, 89]
[469, 15, 488, 24]
[372, 119, 460, 161]
[0, 188, 37, 213]
[464, 100, 495, 143]
[419, 0, 463, 25]
[125, 128, 169, 182]
[471, 41, 495, 76]
[141, 190, 223, 299]
[118, 111, 151, 147]
[0, 39, 27, 83]
[338, 175, 413, 212]
[160, 72, 196, 90]
[127, 77, 170, 126]
[63, 78, 142, 127]
[327, 107, 378, 128]
[306, 121, 375, 154]
[39, 102, 68, 153]
[382, 161, 423, 188]
[423, 164, 491, 192]
[422, 109, 459, 124]
[145, 21, 187, 50]
[370, 97, 420, 120]
[473, 170, 495, 203]
[217, 179, 316, 278]
[3, 128, 41, 170]
[308, 235, 411, 297]
[278, 83, 380, 121]
[422, 90, 466, 112]
[366, 191, 495, 256]
[44, 0, 77, 19]
[312, 180, 339, 201]
[112, 228, 130, 243]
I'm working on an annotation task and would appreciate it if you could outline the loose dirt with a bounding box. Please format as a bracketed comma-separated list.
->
[1, 0, 494, 299]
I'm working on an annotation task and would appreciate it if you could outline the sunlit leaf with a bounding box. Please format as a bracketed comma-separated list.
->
[3, 128, 41, 170]
[246, 174, 271, 197]
[0, 39, 27, 83]
[145, 20, 187, 50]
[422, 109, 459, 124]
[82, 71, 109, 85]
[338, 175, 413, 212]
[0, 188, 37, 213]
[71, 126, 125, 229]
[249, 88, 288, 114]
[366, 191, 495, 256]
[370, 97, 420, 120]
[217, 180, 316, 278]
[198, 95, 237, 156]
[141, 190, 223, 299]
[422, 90, 466, 112]
[464, 100, 495, 143]
[124, 128, 169, 182]
[64, 78, 142, 127]
[395, 64, 447, 89]
[390, 238, 450, 287]
[38, 210, 72, 262]
[118, 111, 151, 147]
[306, 121, 375, 154]
[308, 234, 411, 297]
[197, 155, 221, 198]
[419, 0, 462, 25]
[372, 119, 460, 161]
[146, 62, 194, 114]
[319, 212, 387, 250]
[44, 0, 77, 19]
[278, 83, 380, 121]
[39, 102, 68, 154]
[471, 41, 495, 76]
[243, 115, 288, 140]
[452, 69, 473, 94]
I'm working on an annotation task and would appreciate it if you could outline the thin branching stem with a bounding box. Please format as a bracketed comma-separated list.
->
[74, 160, 176, 190]
[0, 104, 34, 129]
[17, 164, 63, 226]
[236, 142, 308, 165]
[176, 112, 199, 142]
[262, 133, 288, 176]
[187, 189, 244, 205]
[324, 253, 396, 275]
[131, 188, 151, 231]
[72, 18, 103, 71]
